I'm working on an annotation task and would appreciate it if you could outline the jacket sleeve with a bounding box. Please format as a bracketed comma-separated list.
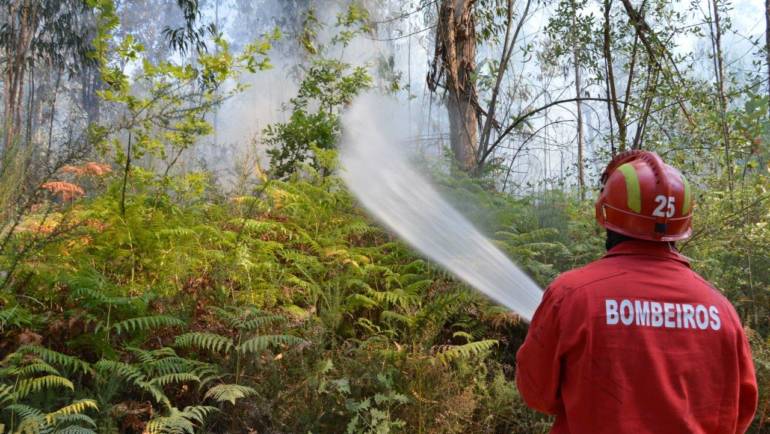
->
[515, 284, 566, 415]
[736, 326, 758, 434]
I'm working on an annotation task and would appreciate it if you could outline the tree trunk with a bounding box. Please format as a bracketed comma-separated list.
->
[602, 0, 626, 151]
[2, 0, 37, 150]
[765, 0, 770, 100]
[81, 67, 102, 125]
[572, 7, 585, 200]
[432, 0, 478, 172]
[710, 0, 732, 193]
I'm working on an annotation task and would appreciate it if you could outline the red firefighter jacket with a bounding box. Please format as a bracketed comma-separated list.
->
[516, 240, 758, 434]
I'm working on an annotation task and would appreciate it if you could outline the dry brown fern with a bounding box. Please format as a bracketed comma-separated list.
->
[41, 181, 85, 201]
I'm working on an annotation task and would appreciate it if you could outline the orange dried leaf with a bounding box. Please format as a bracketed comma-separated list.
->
[41, 181, 85, 200]
[60, 165, 85, 175]
[83, 162, 111, 176]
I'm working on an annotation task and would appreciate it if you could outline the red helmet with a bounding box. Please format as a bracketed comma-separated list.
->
[595, 150, 693, 241]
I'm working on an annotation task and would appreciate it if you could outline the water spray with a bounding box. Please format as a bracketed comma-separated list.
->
[339, 95, 543, 322]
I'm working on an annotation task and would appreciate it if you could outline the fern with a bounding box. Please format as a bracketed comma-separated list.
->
[236, 334, 304, 355]
[345, 293, 378, 310]
[5, 361, 61, 378]
[238, 314, 286, 331]
[4, 404, 45, 434]
[380, 310, 414, 327]
[0, 305, 38, 330]
[111, 315, 185, 335]
[52, 426, 98, 434]
[44, 399, 98, 425]
[203, 384, 257, 404]
[174, 332, 234, 354]
[138, 381, 172, 409]
[15, 375, 75, 399]
[144, 406, 217, 434]
[149, 373, 200, 387]
[435, 339, 498, 366]
[68, 286, 131, 307]
[49, 413, 96, 428]
[368, 288, 417, 309]
[15, 346, 90, 374]
[147, 356, 204, 377]
[0, 383, 14, 405]
[94, 360, 144, 384]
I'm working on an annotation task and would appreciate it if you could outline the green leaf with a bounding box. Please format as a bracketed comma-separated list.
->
[203, 384, 257, 405]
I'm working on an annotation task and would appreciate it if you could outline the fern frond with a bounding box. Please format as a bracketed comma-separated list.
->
[144, 413, 194, 434]
[0, 383, 14, 405]
[380, 310, 414, 327]
[7, 361, 61, 378]
[345, 293, 378, 309]
[174, 332, 233, 354]
[45, 400, 98, 425]
[137, 380, 172, 409]
[147, 356, 199, 376]
[144, 406, 217, 434]
[238, 314, 286, 331]
[0, 305, 37, 330]
[15, 375, 74, 399]
[16, 346, 90, 374]
[49, 412, 96, 428]
[368, 288, 417, 309]
[179, 405, 218, 424]
[404, 279, 433, 294]
[52, 425, 98, 434]
[69, 287, 131, 306]
[124, 346, 157, 364]
[149, 373, 200, 387]
[435, 339, 498, 365]
[157, 227, 197, 238]
[111, 315, 184, 335]
[208, 306, 241, 329]
[236, 334, 304, 355]
[203, 383, 256, 404]
[94, 360, 145, 384]
[5, 404, 46, 433]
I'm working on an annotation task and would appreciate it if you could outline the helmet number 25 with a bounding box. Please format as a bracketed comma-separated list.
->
[653, 195, 676, 218]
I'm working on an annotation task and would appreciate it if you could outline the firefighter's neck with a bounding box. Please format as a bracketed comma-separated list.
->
[605, 230, 676, 252]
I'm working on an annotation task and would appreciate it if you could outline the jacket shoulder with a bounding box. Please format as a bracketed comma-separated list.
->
[548, 258, 628, 293]
[688, 269, 743, 322]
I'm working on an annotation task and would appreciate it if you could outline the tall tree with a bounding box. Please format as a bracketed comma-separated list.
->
[428, 0, 536, 175]
[428, 0, 479, 172]
[572, 0, 585, 198]
[0, 0, 94, 149]
[765, 0, 770, 103]
[709, 0, 732, 192]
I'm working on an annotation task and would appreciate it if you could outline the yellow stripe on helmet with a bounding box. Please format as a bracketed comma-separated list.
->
[617, 163, 642, 213]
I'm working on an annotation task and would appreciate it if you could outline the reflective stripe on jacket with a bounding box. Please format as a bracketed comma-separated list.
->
[516, 240, 758, 434]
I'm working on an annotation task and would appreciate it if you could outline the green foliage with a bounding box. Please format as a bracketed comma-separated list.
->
[1, 1, 767, 432]
[143, 406, 217, 434]
[265, 6, 372, 179]
[111, 315, 185, 335]
[0, 347, 98, 434]
[203, 384, 256, 405]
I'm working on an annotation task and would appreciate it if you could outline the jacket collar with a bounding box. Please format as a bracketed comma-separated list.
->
[603, 240, 691, 267]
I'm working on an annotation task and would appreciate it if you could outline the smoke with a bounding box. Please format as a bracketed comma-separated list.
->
[339, 94, 543, 321]
[188, 0, 397, 187]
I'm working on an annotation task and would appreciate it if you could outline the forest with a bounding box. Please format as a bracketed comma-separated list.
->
[0, 0, 768, 432]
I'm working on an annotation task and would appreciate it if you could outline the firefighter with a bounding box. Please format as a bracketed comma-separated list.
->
[516, 150, 758, 433]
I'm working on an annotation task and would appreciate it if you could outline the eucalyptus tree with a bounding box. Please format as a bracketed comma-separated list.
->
[766, 0, 770, 99]
[428, 0, 543, 175]
[0, 0, 95, 149]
